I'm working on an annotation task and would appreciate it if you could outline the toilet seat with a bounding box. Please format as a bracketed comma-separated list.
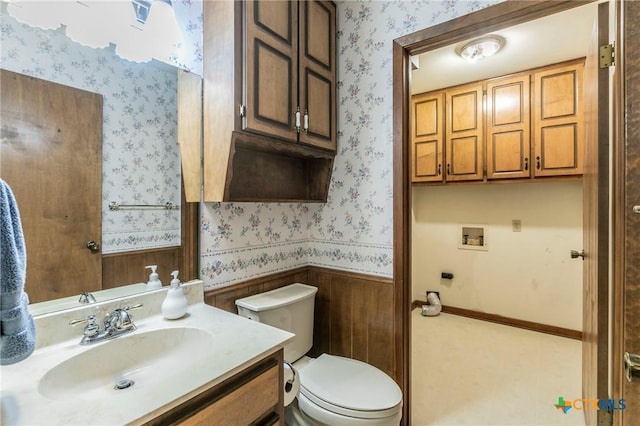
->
[298, 354, 403, 420]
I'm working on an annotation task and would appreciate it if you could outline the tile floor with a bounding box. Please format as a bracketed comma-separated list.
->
[410, 310, 585, 426]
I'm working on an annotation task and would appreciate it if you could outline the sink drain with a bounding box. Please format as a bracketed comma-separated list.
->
[114, 379, 135, 390]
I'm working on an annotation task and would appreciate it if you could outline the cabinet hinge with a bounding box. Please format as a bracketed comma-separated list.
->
[600, 43, 614, 68]
[239, 104, 246, 118]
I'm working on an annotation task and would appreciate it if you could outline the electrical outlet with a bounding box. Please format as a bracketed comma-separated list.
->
[512, 219, 522, 232]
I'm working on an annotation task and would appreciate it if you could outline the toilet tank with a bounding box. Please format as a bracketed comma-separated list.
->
[235, 283, 318, 362]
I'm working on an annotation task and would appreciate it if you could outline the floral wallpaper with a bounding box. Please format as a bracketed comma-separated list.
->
[199, 0, 500, 289]
[2, 1, 503, 287]
[0, 1, 204, 254]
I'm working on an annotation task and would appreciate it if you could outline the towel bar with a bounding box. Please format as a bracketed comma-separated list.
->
[108, 202, 179, 211]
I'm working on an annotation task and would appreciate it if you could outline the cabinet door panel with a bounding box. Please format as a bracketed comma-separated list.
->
[415, 141, 439, 178]
[446, 84, 483, 181]
[254, 0, 292, 43]
[491, 131, 526, 173]
[540, 124, 578, 169]
[305, 70, 332, 140]
[245, 1, 298, 142]
[533, 61, 584, 176]
[304, 0, 332, 69]
[450, 136, 480, 176]
[411, 92, 443, 182]
[255, 41, 294, 127]
[486, 74, 530, 179]
[299, 0, 336, 150]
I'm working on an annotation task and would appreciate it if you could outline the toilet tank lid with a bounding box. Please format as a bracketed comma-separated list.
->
[235, 283, 318, 312]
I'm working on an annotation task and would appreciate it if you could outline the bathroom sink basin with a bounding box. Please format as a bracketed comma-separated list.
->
[38, 327, 213, 401]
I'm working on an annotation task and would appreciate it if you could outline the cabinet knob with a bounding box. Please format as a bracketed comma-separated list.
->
[303, 109, 309, 134]
[524, 157, 529, 171]
[437, 164, 441, 175]
[446, 164, 451, 175]
[536, 156, 541, 170]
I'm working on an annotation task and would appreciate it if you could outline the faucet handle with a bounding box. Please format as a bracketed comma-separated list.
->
[69, 314, 97, 327]
[69, 315, 100, 338]
[124, 303, 143, 311]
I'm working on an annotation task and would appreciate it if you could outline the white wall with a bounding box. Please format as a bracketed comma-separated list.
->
[412, 181, 583, 330]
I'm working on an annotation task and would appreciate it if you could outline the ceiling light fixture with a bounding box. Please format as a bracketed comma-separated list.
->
[458, 36, 505, 64]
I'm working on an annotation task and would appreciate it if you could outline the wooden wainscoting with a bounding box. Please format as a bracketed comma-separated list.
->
[306, 267, 395, 380]
[102, 247, 184, 290]
[204, 268, 310, 313]
[204, 266, 397, 383]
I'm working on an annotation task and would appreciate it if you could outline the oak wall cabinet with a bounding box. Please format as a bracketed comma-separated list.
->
[410, 59, 584, 185]
[201, 0, 336, 202]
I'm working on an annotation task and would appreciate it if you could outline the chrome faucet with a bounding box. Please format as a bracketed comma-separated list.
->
[69, 303, 143, 345]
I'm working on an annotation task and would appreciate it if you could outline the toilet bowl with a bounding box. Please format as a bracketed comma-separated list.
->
[295, 354, 402, 426]
[235, 284, 403, 426]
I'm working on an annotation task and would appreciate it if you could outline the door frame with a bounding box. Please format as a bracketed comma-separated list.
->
[392, 1, 602, 424]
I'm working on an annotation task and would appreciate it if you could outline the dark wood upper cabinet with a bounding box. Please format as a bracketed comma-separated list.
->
[200, 0, 336, 203]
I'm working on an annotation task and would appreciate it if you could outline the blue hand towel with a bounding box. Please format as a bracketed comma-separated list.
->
[0, 178, 36, 365]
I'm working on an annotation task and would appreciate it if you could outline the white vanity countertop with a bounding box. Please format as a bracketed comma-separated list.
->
[1, 297, 293, 425]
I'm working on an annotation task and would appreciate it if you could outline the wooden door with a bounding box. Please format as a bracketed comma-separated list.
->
[486, 73, 531, 180]
[298, 0, 336, 151]
[582, 4, 609, 425]
[410, 92, 444, 183]
[619, 1, 640, 424]
[445, 82, 484, 181]
[244, 0, 298, 142]
[0, 70, 102, 303]
[533, 60, 584, 177]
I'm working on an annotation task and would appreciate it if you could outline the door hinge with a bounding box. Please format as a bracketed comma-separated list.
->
[600, 43, 614, 68]
[239, 104, 246, 118]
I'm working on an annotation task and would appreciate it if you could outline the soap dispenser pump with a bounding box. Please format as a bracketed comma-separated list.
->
[161, 270, 188, 320]
[145, 265, 162, 290]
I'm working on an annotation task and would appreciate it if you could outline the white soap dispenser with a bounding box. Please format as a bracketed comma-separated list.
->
[161, 270, 188, 320]
[145, 265, 163, 290]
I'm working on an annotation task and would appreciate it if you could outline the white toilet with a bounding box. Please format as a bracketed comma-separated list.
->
[235, 283, 403, 426]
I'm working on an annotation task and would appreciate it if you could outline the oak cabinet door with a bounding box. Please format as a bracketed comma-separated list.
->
[486, 73, 531, 179]
[532, 60, 584, 177]
[410, 92, 444, 182]
[445, 83, 484, 181]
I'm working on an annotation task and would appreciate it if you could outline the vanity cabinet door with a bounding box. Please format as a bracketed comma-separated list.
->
[445, 83, 484, 181]
[151, 351, 284, 426]
[244, 0, 299, 143]
[410, 91, 444, 183]
[486, 73, 531, 180]
[532, 60, 584, 177]
[179, 364, 280, 426]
